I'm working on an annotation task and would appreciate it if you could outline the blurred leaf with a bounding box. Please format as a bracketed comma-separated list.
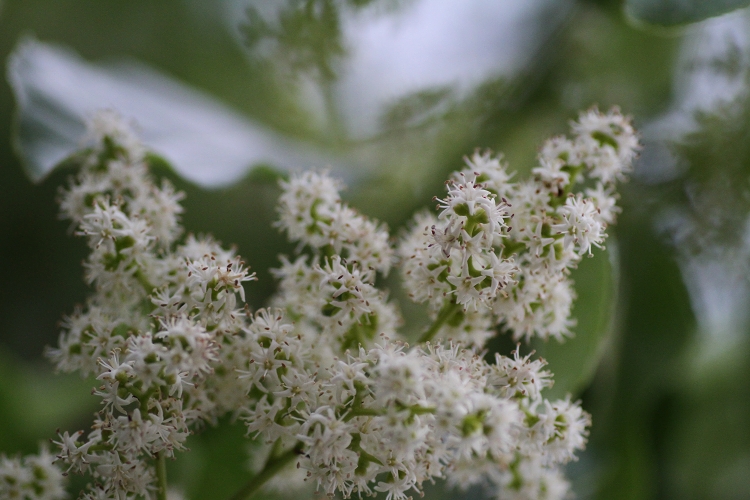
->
[0, 349, 96, 452]
[169, 419, 253, 500]
[7, 37, 339, 188]
[144, 151, 175, 176]
[588, 191, 697, 500]
[666, 337, 750, 499]
[531, 245, 616, 399]
[625, 0, 750, 27]
[242, 0, 346, 83]
[244, 164, 291, 184]
[379, 87, 454, 131]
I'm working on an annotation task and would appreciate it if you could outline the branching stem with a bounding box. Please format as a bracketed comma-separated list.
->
[418, 302, 462, 343]
[229, 443, 303, 500]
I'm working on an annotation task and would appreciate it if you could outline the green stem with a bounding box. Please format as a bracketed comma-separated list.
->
[344, 407, 383, 422]
[134, 267, 156, 294]
[155, 452, 168, 500]
[87, 443, 114, 453]
[418, 302, 462, 343]
[229, 443, 303, 500]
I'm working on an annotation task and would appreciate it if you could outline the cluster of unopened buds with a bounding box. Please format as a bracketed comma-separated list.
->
[7, 106, 638, 500]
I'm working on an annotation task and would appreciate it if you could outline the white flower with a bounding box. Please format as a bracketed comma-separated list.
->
[110, 409, 159, 455]
[525, 216, 557, 259]
[374, 472, 414, 500]
[437, 173, 509, 241]
[179, 234, 236, 263]
[277, 171, 342, 248]
[494, 269, 576, 342]
[93, 380, 136, 413]
[447, 273, 489, 311]
[488, 347, 553, 401]
[541, 397, 591, 464]
[84, 109, 145, 162]
[317, 256, 375, 319]
[554, 194, 606, 256]
[23, 446, 68, 500]
[572, 106, 640, 183]
[539, 135, 583, 169]
[125, 334, 165, 389]
[586, 181, 621, 225]
[97, 350, 135, 383]
[185, 254, 256, 321]
[53, 430, 96, 474]
[495, 458, 570, 500]
[460, 149, 514, 197]
[0, 447, 67, 500]
[532, 156, 570, 195]
[398, 213, 453, 308]
[372, 346, 426, 405]
[155, 316, 217, 379]
[79, 201, 152, 256]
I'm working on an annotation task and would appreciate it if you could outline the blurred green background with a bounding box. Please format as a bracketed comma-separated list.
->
[1, 0, 750, 499]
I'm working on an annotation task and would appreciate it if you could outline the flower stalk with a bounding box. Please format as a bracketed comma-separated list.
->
[155, 452, 168, 500]
[418, 301, 462, 343]
[229, 444, 302, 500]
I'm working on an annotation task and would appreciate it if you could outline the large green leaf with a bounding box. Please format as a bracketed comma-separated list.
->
[530, 244, 617, 400]
[7, 38, 334, 188]
[625, 0, 750, 27]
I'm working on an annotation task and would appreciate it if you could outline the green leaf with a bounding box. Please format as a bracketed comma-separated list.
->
[530, 244, 618, 399]
[625, 0, 750, 28]
[7, 38, 329, 188]
[244, 164, 290, 184]
[144, 152, 176, 177]
[0, 349, 97, 452]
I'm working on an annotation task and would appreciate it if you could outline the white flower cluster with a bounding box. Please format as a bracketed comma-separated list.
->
[272, 171, 398, 352]
[401, 107, 638, 342]
[275, 171, 392, 272]
[235, 312, 590, 500]
[46, 111, 255, 499]
[0, 447, 66, 500]
[229, 163, 601, 500]
[38, 108, 635, 500]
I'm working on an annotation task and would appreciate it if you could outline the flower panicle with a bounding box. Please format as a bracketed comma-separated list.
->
[48, 110, 254, 499]
[400, 106, 638, 343]
[42, 107, 635, 500]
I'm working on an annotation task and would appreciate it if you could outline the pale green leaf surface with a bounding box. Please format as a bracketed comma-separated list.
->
[7, 38, 336, 188]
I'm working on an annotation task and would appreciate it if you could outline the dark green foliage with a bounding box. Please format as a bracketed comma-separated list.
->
[625, 0, 750, 27]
